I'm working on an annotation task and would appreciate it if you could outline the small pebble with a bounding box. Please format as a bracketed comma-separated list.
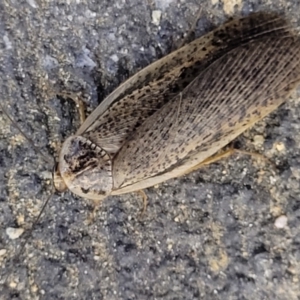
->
[152, 10, 162, 26]
[253, 135, 265, 146]
[0, 249, 7, 256]
[9, 281, 17, 289]
[6, 227, 24, 239]
[17, 214, 25, 226]
[274, 215, 288, 229]
[275, 142, 285, 152]
[31, 284, 38, 293]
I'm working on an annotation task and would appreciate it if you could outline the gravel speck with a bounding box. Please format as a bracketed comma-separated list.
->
[274, 215, 288, 229]
[5, 228, 24, 240]
[152, 10, 162, 26]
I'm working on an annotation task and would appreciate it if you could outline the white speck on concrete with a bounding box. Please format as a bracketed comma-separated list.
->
[110, 54, 119, 63]
[274, 215, 288, 229]
[275, 142, 285, 152]
[0, 249, 7, 256]
[6, 227, 24, 240]
[253, 135, 265, 147]
[152, 10, 162, 26]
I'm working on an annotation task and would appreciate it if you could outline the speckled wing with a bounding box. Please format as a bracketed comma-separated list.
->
[112, 33, 300, 193]
[80, 12, 292, 155]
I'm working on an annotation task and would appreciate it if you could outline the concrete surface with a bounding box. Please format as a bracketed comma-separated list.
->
[0, 0, 300, 299]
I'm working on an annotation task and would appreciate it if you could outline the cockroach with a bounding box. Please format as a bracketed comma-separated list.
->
[1, 11, 300, 292]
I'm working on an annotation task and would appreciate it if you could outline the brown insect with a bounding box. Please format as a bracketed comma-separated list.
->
[1, 11, 300, 294]
[52, 12, 300, 201]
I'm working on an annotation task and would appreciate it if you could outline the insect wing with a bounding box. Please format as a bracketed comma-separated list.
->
[112, 34, 300, 193]
[78, 13, 291, 156]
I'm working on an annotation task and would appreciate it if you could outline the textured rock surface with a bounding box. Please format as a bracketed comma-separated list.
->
[0, 1, 300, 299]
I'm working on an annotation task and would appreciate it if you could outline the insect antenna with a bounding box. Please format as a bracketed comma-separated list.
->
[1, 186, 56, 288]
[0, 102, 54, 165]
[0, 101, 57, 287]
[11, 181, 55, 260]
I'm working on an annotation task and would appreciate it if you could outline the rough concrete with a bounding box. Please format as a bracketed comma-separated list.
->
[0, 0, 300, 299]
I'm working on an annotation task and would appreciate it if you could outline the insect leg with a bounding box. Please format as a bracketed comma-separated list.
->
[56, 91, 87, 124]
[135, 190, 148, 218]
[86, 199, 104, 224]
[178, 146, 276, 178]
